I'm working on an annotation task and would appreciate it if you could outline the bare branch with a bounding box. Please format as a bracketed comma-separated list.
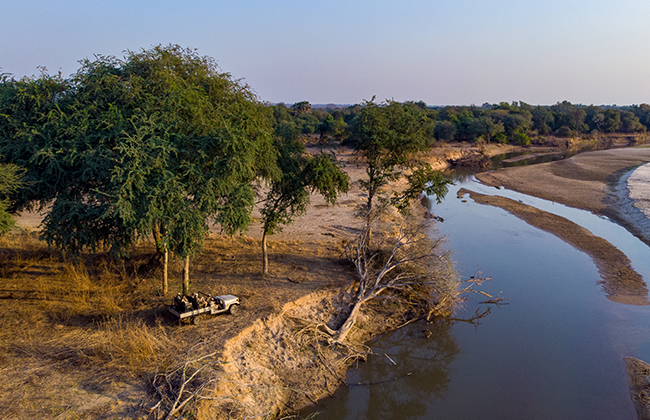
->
[325, 208, 496, 343]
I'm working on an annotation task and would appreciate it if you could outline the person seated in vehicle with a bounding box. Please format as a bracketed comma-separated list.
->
[173, 293, 183, 311]
[174, 294, 192, 312]
[210, 296, 224, 309]
[188, 293, 200, 310]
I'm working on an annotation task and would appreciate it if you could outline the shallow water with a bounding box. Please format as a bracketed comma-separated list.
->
[302, 173, 650, 420]
[489, 143, 615, 169]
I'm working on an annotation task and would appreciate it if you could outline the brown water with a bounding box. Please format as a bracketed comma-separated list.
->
[302, 180, 650, 419]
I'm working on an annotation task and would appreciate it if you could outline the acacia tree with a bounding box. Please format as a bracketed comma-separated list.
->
[319, 100, 459, 343]
[260, 136, 349, 275]
[0, 45, 278, 294]
[350, 99, 451, 221]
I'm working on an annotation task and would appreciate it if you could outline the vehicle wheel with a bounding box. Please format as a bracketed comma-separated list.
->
[228, 304, 239, 315]
[192, 315, 204, 325]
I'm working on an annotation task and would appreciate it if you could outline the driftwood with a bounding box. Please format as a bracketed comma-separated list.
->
[151, 345, 223, 420]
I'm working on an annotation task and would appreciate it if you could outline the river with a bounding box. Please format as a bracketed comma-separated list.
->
[301, 167, 650, 419]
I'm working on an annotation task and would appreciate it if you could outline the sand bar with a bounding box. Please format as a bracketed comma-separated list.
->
[476, 147, 650, 246]
[458, 188, 649, 305]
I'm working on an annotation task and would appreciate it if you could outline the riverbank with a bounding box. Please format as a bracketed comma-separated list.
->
[458, 188, 648, 305]
[1, 144, 433, 419]
[5, 142, 647, 419]
[470, 147, 650, 418]
[469, 147, 650, 302]
[476, 147, 650, 246]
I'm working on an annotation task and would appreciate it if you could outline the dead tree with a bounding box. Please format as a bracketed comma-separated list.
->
[322, 213, 491, 343]
[151, 346, 223, 420]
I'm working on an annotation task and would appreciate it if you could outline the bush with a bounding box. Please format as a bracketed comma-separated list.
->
[556, 126, 575, 138]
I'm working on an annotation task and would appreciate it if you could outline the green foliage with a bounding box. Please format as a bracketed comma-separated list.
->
[631, 104, 650, 129]
[514, 129, 531, 146]
[621, 111, 646, 133]
[556, 126, 574, 138]
[433, 121, 456, 141]
[259, 136, 349, 273]
[550, 101, 588, 134]
[291, 101, 312, 117]
[0, 163, 23, 234]
[270, 100, 650, 148]
[603, 109, 622, 133]
[392, 164, 450, 213]
[350, 100, 450, 216]
[261, 137, 349, 237]
[0, 45, 278, 259]
[319, 114, 349, 142]
[531, 107, 554, 135]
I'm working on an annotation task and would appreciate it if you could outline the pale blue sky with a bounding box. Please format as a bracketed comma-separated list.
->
[2, 0, 649, 105]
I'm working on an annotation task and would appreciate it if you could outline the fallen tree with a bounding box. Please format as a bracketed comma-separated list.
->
[321, 206, 492, 343]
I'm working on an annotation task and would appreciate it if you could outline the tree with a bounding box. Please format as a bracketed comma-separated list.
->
[321, 211, 491, 343]
[451, 107, 478, 141]
[474, 115, 504, 143]
[603, 109, 622, 133]
[0, 163, 23, 235]
[551, 101, 588, 133]
[621, 111, 646, 133]
[260, 137, 349, 275]
[630, 104, 650, 130]
[433, 120, 456, 141]
[591, 112, 605, 132]
[318, 101, 459, 343]
[291, 101, 311, 117]
[531, 107, 554, 135]
[350, 100, 450, 219]
[318, 114, 349, 143]
[0, 45, 278, 294]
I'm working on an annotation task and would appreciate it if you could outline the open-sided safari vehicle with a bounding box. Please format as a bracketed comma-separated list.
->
[169, 292, 240, 325]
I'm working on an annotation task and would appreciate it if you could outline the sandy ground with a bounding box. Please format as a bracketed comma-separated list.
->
[625, 357, 650, 420]
[1, 146, 407, 419]
[476, 146, 650, 246]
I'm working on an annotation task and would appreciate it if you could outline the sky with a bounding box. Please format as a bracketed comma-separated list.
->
[2, 0, 650, 106]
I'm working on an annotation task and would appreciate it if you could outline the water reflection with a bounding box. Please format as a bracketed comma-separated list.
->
[302, 320, 460, 420]
[489, 143, 613, 170]
[308, 148, 650, 419]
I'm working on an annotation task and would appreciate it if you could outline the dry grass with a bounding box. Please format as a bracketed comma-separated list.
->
[0, 233, 180, 418]
[89, 316, 179, 374]
[0, 229, 354, 419]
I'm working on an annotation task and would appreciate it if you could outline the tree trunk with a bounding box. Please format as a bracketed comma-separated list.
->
[152, 224, 162, 252]
[366, 185, 375, 246]
[262, 229, 269, 276]
[182, 255, 190, 295]
[332, 298, 365, 343]
[162, 248, 168, 295]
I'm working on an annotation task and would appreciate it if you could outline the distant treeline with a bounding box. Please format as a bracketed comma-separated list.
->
[270, 100, 650, 146]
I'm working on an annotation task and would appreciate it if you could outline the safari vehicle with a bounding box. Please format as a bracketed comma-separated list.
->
[169, 292, 240, 325]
